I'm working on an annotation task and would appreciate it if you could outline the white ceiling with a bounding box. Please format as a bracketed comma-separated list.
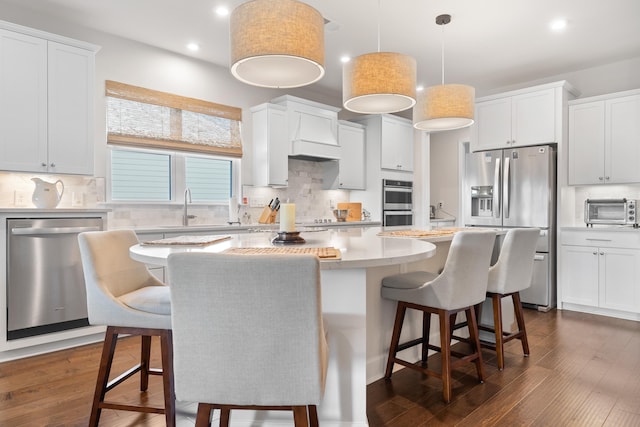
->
[3, 0, 640, 98]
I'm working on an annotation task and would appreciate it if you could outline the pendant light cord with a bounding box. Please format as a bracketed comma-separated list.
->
[440, 22, 445, 85]
[377, 0, 381, 52]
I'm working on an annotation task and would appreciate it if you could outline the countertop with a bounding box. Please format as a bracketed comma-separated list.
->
[130, 226, 436, 270]
[0, 208, 110, 214]
[131, 220, 381, 234]
[561, 225, 640, 232]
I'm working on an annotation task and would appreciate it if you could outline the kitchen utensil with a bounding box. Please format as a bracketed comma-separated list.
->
[31, 177, 64, 208]
[332, 209, 350, 222]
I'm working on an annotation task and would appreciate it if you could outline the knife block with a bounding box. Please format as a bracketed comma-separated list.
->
[258, 206, 277, 224]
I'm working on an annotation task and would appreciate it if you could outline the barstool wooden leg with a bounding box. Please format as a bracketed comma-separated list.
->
[491, 293, 505, 370]
[421, 311, 431, 365]
[140, 335, 151, 391]
[160, 330, 176, 427]
[195, 403, 214, 427]
[466, 306, 485, 382]
[89, 326, 118, 427]
[385, 302, 407, 378]
[309, 405, 319, 427]
[512, 292, 530, 356]
[293, 406, 310, 427]
[439, 309, 452, 403]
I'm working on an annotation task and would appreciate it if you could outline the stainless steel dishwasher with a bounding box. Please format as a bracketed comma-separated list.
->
[7, 217, 103, 340]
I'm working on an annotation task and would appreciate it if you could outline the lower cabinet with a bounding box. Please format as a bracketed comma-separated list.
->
[560, 230, 640, 317]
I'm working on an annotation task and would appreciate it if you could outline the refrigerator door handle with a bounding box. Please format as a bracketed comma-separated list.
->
[493, 157, 501, 218]
[504, 156, 511, 219]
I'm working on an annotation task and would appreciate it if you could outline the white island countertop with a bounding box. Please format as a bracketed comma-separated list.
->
[130, 226, 436, 270]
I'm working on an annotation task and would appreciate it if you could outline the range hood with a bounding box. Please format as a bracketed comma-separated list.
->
[272, 95, 341, 161]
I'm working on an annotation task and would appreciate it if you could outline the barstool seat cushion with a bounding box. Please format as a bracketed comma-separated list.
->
[382, 271, 438, 290]
[119, 286, 171, 315]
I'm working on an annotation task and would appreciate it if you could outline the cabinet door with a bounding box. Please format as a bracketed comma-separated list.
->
[560, 245, 599, 306]
[253, 106, 289, 187]
[606, 94, 640, 184]
[599, 247, 640, 313]
[0, 30, 48, 172]
[48, 41, 95, 175]
[472, 97, 511, 151]
[568, 101, 605, 185]
[337, 124, 365, 189]
[380, 117, 413, 171]
[511, 88, 556, 147]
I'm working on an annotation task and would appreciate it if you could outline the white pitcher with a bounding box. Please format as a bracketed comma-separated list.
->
[32, 178, 64, 208]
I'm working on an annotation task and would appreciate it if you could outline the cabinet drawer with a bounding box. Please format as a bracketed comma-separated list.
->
[561, 230, 640, 248]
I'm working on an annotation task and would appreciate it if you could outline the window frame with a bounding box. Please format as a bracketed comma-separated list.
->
[106, 145, 241, 206]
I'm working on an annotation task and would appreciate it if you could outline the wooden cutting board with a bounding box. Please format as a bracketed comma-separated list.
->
[337, 202, 362, 222]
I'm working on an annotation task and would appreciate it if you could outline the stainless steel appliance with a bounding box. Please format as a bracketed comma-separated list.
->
[584, 198, 639, 227]
[382, 179, 413, 226]
[7, 217, 103, 340]
[464, 145, 556, 310]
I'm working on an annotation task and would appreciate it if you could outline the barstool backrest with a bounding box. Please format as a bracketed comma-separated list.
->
[167, 252, 328, 407]
[433, 230, 497, 309]
[78, 229, 167, 327]
[488, 228, 540, 294]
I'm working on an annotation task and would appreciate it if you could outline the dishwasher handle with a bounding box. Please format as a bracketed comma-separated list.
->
[11, 226, 102, 236]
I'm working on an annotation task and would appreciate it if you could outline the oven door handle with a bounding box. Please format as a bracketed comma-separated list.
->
[11, 226, 102, 236]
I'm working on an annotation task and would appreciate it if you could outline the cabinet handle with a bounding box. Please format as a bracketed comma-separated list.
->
[600, 252, 604, 255]
[605, 176, 610, 180]
[598, 176, 604, 181]
[50, 162, 56, 168]
[41, 162, 47, 167]
[593, 251, 597, 255]
[586, 238, 612, 242]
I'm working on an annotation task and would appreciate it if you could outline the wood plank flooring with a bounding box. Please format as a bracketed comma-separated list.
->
[1, 308, 639, 426]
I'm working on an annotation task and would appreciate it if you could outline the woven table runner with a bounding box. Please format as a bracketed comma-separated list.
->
[141, 235, 231, 246]
[223, 246, 341, 259]
[377, 227, 470, 238]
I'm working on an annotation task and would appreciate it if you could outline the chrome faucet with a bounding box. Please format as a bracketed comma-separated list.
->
[183, 188, 196, 226]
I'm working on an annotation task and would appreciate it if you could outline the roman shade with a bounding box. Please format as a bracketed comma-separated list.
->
[105, 80, 243, 158]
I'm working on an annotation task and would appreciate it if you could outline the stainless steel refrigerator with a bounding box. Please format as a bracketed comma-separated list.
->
[463, 144, 556, 310]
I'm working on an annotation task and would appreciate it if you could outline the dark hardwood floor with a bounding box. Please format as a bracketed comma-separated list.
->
[1, 308, 639, 426]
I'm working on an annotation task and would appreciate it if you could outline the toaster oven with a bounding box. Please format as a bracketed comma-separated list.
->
[584, 198, 639, 227]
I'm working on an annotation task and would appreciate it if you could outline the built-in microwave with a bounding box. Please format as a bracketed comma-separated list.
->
[382, 179, 413, 211]
[584, 198, 639, 227]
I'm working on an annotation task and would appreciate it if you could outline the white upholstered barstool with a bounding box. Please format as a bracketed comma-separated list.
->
[479, 227, 539, 370]
[78, 229, 174, 426]
[381, 230, 496, 403]
[167, 252, 328, 427]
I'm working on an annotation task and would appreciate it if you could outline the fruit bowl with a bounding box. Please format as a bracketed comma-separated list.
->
[332, 209, 350, 222]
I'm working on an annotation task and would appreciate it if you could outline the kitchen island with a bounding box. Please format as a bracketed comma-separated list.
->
[131, 226, 439, 427]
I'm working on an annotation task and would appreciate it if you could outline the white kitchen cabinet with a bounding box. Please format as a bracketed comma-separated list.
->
[471, 81, 576, 152]
[560, 229, 640, 319]
[568, 90, 640, 185]
[380, 115, 414, 172]
[0, 24, 98, 175]
[251, 103, 289, 187]
[323, 121, 366, 190]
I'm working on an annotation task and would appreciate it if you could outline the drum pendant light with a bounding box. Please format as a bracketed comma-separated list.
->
[413, 14, 475, 131]
[230, 0, 325, 88]
[343, 0, 416, 114]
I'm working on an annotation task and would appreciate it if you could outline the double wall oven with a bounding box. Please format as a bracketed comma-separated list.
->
[382, 179, 413, 226]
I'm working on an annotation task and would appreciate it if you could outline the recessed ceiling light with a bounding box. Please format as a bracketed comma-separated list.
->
[215, 6, 230, 17]
[187, 42, 200, 52]
[416, 85, 424, 92]
[340, 55, 351, 63]
[549, 18, 567, 31]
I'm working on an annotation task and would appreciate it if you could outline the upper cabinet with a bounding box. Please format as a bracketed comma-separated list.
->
[352, 114, 414, 173]
[0, 22, 99, 175]
[323, 121, 366, 190]
[251, 103, 289, 187]
[568, 89, 640, 185]
[471, 81, 577, 152]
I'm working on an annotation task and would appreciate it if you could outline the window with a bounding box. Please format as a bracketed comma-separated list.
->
[106, 81, 241, 203]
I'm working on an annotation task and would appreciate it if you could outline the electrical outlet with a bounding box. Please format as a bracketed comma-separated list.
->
[437, 201, 444, 209]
